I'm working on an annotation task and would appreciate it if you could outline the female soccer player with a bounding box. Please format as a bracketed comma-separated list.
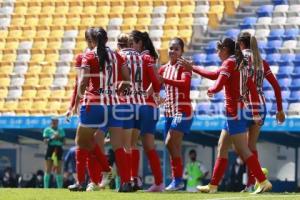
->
[118, 31, 164, 192]
[71, 27, 133, 192]
[236, 32, 285, 191]
[179, 38, 272, 194]
[158, 37, 193, 191]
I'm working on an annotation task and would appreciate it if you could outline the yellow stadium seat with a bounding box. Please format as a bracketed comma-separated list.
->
[165, 13, 180, 25]
[177, 25, 193, 42]
[124, 1, 139, 14]
[208, 12, 221, 29]
[0, 30, 8, 39]
[66, 76, 76, 87]
[11, 14, 25, 27]
[41, 1, 55, 14]
[27, 62, 42, 75]
[0, 62, 13, 75]
[136, 13, 151, 26]
[160, 37, 170, 49]
[15, 98, 33, 114]
[0, 50, 3, 61]
[44, 49, 59, 63]
[36, 87, 50, 99]
[44, 99, 61, 114]
[23, 74, 39, 87]
[224, 0, 239, 16]
[31, 49, 45, 63]
[47, 38, 61, 50]
[59, 99, 70, 113]
[0, 87, 8, 99]
[22, 86, 37, 99]
[158, 48, 168, 64]
[39, 14, 53, 26]
[5, 38, 19, 50]
[75, 38, 86, 51]
[2, 49, 16, 62]
[52, 14, 66, 26]
[66, 14, 81, 26]
[25, 14, 39, 26]
[167, 0, 181, 14]
[22, 26, 36, 39]
[55, 2, 69, 14]
[82, 1, 97, 14]
[39, 74, 53, 87]
[2, 100, 18, 113]
[30, 98, 47, 114]
[123, 13, 137, 26]
[14, 2, 28, 14]
[210, 5, 224, 20]
[32, 38, 47, 50]
[179, 13, 194, 26]
[27, 2, 42, 15]
[41, 63, 56, 74]
[138, 1, 153, 14]
[120, 25, 135, 33]
[94, 14, 109, 27]
[0, 38, 5, 49]
[80, 14, 95, 26]
[96, 1, 110, 14]
[163, 25, 178, 38]
[69, 1, 83, 14]
[0, 98, 4, 110]
[49, 26, 64, 38]
[110, 1, 124, 14]
[50, 89, 65, 98]
[0, 74, 10, 87]
[181, 1, 195, 13]
[8, 26, 22, 39]
[153, 0, 166, 7]
[209, 0, 224, 6]
[36, 26, 50, 38]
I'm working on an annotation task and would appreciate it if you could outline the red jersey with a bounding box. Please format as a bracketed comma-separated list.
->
[158, 62, 192, 117]
[81, 47, 127, 105]
[207, 56, 260, 117]
[69, 53, 83, 109]
[242, 49, 283, 111]
[119, 49, 160, 106]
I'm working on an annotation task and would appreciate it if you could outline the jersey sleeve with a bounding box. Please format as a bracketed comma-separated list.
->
[81, 52, 93, 69]
[263, 60, 283, 111]
[116, 52, 127, 70]
[144, 56, 161, 93]
[158, 65, 165, 76]
[163, 67, 192, 89]
[43, 128, 50, 138]
[74, 53, 83, 68]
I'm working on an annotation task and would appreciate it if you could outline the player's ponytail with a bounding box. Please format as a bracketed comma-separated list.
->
[95, 27, 108, 71]
[250, 35, 263, 70]
[235, 41, 243, 70]
[142, 32, 158, 59]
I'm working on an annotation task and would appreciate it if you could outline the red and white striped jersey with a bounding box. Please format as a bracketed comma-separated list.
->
[158, 62, 192, 117]
[119, 48, 160, 106]
[81, 47, 127, 105]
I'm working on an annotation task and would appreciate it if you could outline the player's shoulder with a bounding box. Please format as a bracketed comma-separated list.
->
[84, 50, 96, 59]
[222, 56, 236, 69]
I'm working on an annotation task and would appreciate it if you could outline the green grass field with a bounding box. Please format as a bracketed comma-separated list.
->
[0, 189, 300, 200]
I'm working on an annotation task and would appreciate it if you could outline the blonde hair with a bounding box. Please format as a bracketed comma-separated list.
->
[117, 33, 129, 49]
[250, 35, 263, 70]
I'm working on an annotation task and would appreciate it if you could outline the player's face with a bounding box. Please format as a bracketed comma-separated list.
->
[217, 47, 227, 61]
[51, 120, 58, 129]
[168, 41, 183, 63]
[86, 37, 95, 50]
[130, 38, 143, 52]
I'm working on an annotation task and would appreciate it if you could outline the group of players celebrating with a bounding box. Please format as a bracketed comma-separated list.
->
[65, 26, 285, 194]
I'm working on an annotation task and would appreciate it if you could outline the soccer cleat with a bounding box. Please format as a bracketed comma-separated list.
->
[254, 167, 269, 190]
[68, 183, 85, 192]
[196, 184, 218, 193]
[86, 182, 101, 192]
[132, 176, 143, 191]
[240, 185, 255, 193]
[99, 171, 113, 189]
[147, 183, 164, 192]
[252, 179, 272, 194]
[165, 178, 184, 191]
[117, 182, 135, 193]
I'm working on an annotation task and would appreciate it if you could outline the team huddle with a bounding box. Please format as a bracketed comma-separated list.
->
[65, 26, 286, 193]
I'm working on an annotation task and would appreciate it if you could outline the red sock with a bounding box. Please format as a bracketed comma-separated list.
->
[125, 152, 132, 179]
[131, 149, 140, 178]
[87, 152, 102, 184]
[146, 149, 163, 185]
[245, 154, 266, 183]
[115, 148, 130, 184]
[247, 150, 258, 186]
[75, 148, 88, 184]
[93, 145, 111, 172]
[171, 157, 183, 179]
[210, 157, 228, 186]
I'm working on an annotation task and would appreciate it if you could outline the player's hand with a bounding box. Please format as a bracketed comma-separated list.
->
[158, 75, 164, 84]
[253, 114, 263, 126]
[276, 110, 285, 124]
[207, 90, 214, 98]
[177, 58, 193, 71]
[153, 93, 165, 105]
[65, 109, 72, 122]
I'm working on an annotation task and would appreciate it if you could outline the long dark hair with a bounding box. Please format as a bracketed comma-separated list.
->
[93, 27, 109, 71]
[130, 30, 158, 59]
[85, 27, 94, 41]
